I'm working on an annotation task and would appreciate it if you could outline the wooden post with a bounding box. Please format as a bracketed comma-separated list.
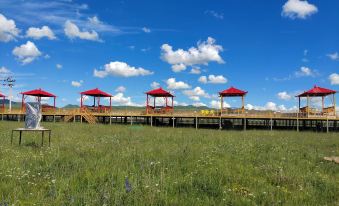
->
[109, 115, 112, 125]
[151, 116, 153, 127]
[270, 118, 273, 131]
[130, 116, 133, 125]
[219, 117, 222, 130]
[244, 118, 246, 131]
[297, 112, 299, 132]
[172, 117, 175, 128]
[195, 116, 198, 130]
[326, 117, 329, 133]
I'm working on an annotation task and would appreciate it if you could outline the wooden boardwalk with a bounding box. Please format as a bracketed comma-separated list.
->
[1, 109, 338, 132]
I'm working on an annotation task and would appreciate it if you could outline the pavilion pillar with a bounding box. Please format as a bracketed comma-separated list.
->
[2, 97, 4, 113]
[241, 95, 245, 114]
[110, 97, 112, 112]
[334, 94, 336, 116]
[153, 96, 156, 108]
[80, 94, 83, 108]
[146, 94, 149, 114]
[171, 96, 174, 113]
[53, 97, 56, 111]
[322, 96, 324, 115]
[21, 94, 24, 112]
[298, 97, 300, 112]
[220, 96, 223, 116]
[307, 95, 310, 117]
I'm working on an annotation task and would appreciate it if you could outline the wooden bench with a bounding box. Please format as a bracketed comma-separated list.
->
[11, 128, 52, 146]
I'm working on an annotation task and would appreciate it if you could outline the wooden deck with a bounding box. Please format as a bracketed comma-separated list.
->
[1, 108, 338, 132]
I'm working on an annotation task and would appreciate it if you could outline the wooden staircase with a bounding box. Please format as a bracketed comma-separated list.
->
[81, 108, 96, 124]
[64, 110, 76, 122]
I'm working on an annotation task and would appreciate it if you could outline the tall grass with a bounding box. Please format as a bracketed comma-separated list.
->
[0, 121, 338, 205]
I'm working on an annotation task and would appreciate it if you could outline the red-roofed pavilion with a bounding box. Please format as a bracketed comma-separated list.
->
[145, 87, 174, 114]
[297, 85, 336, 116]
[21, 88, 56, 111]
[219, 86, 248, 115]
[0, 93, 5, 112]
[80, 88, 113, 112]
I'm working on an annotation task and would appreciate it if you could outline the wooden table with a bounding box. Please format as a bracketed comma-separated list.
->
[11, 128, 52, 146]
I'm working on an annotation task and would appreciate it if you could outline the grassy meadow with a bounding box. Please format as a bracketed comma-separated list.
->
[0, 121, 338, 205]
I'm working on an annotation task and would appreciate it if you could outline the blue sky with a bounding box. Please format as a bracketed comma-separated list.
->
[0, 0, 338, 110]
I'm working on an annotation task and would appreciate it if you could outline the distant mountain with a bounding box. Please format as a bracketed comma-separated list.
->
[63, 104, 79, 109]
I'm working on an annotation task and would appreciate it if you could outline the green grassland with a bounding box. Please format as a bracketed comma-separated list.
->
[0, 121, 338, 205]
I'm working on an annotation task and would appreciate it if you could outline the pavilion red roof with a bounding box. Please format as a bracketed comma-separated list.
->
[80, 88, 112, 97]
[297, 85, 336, 97]
[146, 87, 174, 97]
[0, 93, 5, 97]
[219, 86, 247, 97]
[21, 88, 56, 97]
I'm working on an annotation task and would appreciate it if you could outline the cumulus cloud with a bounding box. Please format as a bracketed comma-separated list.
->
[183, 86, 209, 102]
[210, 100, 230, 109]
[172, 64, 186, 73]
[151, 81, 160, 89]
[56, 64, 63, 69]
[64, 20, 99, 41]
[198, 75, 227, 84]
[166, 78, 191, 90]
[142, 27, 151, 33]
[327, 52, 339, 61]
[190, 67, 201, 74]
[161, 37, 224, 72]
[0, 66, 11, 74]
[26, 26, 56, 40]
[115, 86, 126, 92]
[282, 0, 318, 19]
[0, 13, 20, 42]
[277, 91, 292, 101]
[111, 92, 141, 106]
[295, 66, 316, 77]
[71, 80, 83, 87]
[93, 61, 153, 78]
[245, 102, 288, 112]
[329, 73, 339, 85]
[12, 41, 42, 64]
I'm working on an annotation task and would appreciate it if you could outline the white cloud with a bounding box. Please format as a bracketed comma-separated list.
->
[0, 66, 11, 74]
[0, 13, 20, 42]
[166, 78, 191, 90]
[174, 101, 188, 106]
[205, 10, 224, 20]
[64, 20, 99, 41]
[26, 26, 56, 40]
[88, 16, 101, 25]
[199, 75, 227, 84]
[94, 61, 153, 78]
[115, 86, 126, 92]
[277, 91, 292, 101]
[56, 64, 62, 69]
[329, 73, 339, 85]
[142, 27, 151, 33]
[71, 80, 83, 87]
[12, 41, 42, 64]
[192, 102, 207, 107]
[245, 104, 254, 110]
[111, 92, 141, 106]
[190, 67, 201, 74]
[172, 63, 186, 73]
[151, 81, 160, 89]
[295, 66, 316, 77]
[183, 86, 209, 102]
[161, 37, 224, 72]
[282, 0, 318, 19]
[327, 52, 339, 61]
[210, 100, 230, 109]
[245, 102, 288, 112]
